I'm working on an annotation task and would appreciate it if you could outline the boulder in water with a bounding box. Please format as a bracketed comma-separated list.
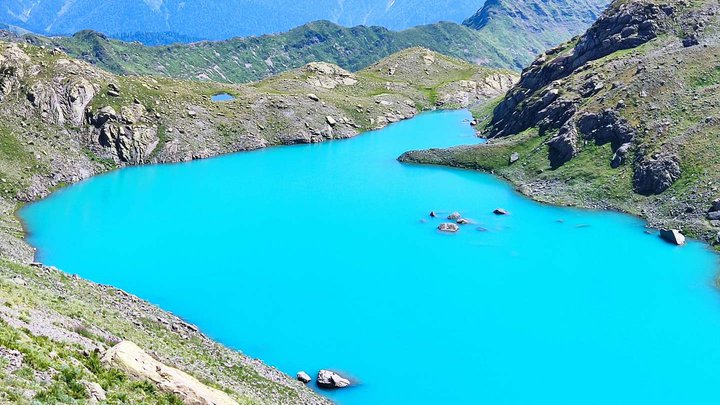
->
[317, 370, 351, 388]
[438, 223, 460, 233]
[660, 229, 686, 246]
[457, 218, 471, 225]
[493, 208, 509, 215]
[297, 371, 311, 384]
[447, 212, 461, 220]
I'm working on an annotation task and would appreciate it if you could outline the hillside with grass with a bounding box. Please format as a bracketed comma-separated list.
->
[401, 0, 720, 245]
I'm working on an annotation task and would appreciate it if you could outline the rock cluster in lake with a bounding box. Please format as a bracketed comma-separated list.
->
[316, 370, 351, 389]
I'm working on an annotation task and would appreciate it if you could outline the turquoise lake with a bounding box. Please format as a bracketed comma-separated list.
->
[211, 93, 235, 102]
[21, 109, 720, 404]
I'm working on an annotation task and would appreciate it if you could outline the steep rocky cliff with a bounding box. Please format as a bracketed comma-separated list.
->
[401, 0, 720, 244]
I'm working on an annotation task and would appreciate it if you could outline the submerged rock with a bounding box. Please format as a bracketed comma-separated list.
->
[660, 229, 686, 246]
[317, 370, 351, 389]
[438, 223, 460, 233]
[297, 371, 311, 384]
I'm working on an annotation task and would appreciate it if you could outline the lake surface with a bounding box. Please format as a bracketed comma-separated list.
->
[211, 93, 235, 102]
[21, 110, 720, 404]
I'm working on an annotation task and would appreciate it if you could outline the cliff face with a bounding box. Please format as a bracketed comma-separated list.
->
[401, 0, 720, 244]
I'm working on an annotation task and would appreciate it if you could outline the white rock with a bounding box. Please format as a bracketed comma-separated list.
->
[660, 229, 686, 245]
[317, 370, 351, 388]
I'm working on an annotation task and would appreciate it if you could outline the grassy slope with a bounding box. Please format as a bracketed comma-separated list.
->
[401, 0, 720, 244]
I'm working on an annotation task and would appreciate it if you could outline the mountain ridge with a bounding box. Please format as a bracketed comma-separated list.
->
[9, 0, 611, 86]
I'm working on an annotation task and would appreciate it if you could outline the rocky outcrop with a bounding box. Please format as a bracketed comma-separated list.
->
[92, 100, 160, 163]
[547, 109, 636, 169]
[486, 1, 675, 138]
[577, 110, 635, 151]
[436, 73, 518, 107]
[548, 122, 579, 169]
[0, 44, 98, 126]
[103, 341, 239, 405]
[316, 370, 351, 389]
[0, 43, 30, 101]
[304, 62, 357, 89]
[633, 152, 681, 195]
[27, 76, 97, 126]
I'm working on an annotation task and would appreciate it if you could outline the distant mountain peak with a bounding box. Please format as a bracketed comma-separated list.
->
[463, 0, 611, 69]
